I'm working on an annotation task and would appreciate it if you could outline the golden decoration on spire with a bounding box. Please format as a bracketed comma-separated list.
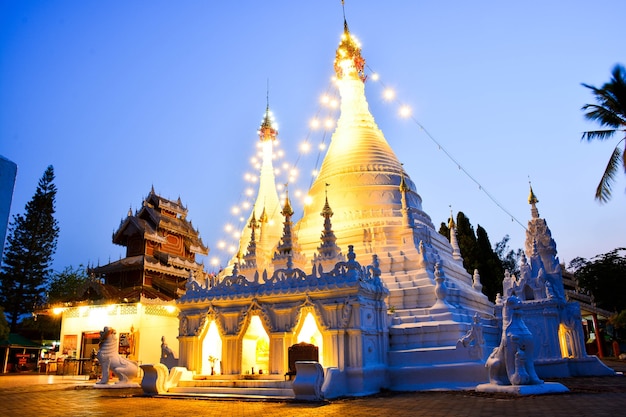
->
[333, 12, 366, 82]
[528, 184, 539, 205]
[448, 208, 456, 229]
[258, 93, 277, 142]
[282, 189, 294, 217]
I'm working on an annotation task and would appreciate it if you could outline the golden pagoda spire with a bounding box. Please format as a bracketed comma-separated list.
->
[448, 208, 456, 229]
[528, 184, 539, 205]
[334, 1, 366, 83]
[282, 186, 294, 217]
[528, 181, 540, 219]
[258, 89, 277, 142]
[321, 183, 333, 218]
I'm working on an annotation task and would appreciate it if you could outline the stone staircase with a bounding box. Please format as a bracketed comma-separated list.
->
[166, 374, 295, 399]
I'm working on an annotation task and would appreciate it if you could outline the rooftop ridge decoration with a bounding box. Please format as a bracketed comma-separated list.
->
[178, 245, 387, 302]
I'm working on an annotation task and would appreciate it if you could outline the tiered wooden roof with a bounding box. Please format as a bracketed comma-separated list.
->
[91, 188, 208, 301]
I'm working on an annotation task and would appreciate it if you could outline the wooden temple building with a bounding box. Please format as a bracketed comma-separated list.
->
[90, 187, 209, 301]
[50, 189, 208, 370]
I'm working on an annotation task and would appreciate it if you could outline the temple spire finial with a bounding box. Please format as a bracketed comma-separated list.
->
[259, 87, 277, 142]
[334, 0, 366, 83]
[528, 178, 540, 218]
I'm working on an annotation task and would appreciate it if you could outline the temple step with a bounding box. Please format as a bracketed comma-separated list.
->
[169, 378, 294, 399]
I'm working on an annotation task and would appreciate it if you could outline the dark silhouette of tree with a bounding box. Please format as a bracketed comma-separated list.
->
[581, 64, 626, 202]
[0, 166, 59, 332]
[475, 225, 504, 301]
[439, 212, 504, 301]
[0, 307, 9, 341]
[46, 265, 90, 304]
[570, 247, 626, 313]
[494, 235, 523, 277]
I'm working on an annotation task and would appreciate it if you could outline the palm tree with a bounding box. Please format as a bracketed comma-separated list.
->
[581, 64, 626, 203]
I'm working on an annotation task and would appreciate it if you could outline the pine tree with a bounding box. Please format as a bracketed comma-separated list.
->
[0, 165, 59, 332]
[438, 212, 505, 301]
[475, 225, 505, 301]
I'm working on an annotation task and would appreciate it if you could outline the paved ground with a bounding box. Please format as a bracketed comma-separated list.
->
[1, 359, 625, 417]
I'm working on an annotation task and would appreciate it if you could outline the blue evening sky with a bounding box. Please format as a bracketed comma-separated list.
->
[1, 1, 624, 273]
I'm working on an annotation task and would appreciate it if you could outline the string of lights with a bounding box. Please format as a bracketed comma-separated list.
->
[208, 57, 527, 270]
[364, 64, 527, 232]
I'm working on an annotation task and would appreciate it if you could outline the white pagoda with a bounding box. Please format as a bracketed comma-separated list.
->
[147, 13, 612, 399]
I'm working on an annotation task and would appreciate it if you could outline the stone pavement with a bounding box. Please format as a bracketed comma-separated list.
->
[1, 359, 625, 417]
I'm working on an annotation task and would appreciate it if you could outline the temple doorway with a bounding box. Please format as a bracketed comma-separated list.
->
[201, 320, 222, 375]
[296, 312, 324, 366]
[241, 315, 269, 375]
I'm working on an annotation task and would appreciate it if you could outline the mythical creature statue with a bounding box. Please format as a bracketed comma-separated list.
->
[96, 326, 139, 384]
[486, 296, 543, 386]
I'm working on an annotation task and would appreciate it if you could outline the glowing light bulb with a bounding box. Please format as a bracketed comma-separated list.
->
[282, 162, 289, 170]
[233, 231, 241, 239]
[245, 188, 254, 196]
[294, 189, 302, 197]
[244, 173, 251, 181]
[399, 105, 412, 118]
[324, 119, 334, 129]
[228, 245, 236, 254]
[277, 183, 284, 191]
[250, 175, 258, 183]
[224, 224, 233, 232]
[239, 216, 244, 222]
[310, 119, 321, 129]
[320, 94, 330, 104]
[231, 206, 240, 215]
[383, 89, 396, 101]
[277, 150, 284, 158]
[210, 257, 220, 266]
[250, 157, 258, 164]
[371, 73, 380, 81]
[217, 240, 226, 249]
[319, 143, 326, 151]
[304, 195, 313, 206]
[274, 168, 281, 175]
[290, 168, 298, 176]
[312, 169, 319, 176]
[329, 99, 339, 108]
[242, 201, 250, 209]
[300, 142, 311, 153]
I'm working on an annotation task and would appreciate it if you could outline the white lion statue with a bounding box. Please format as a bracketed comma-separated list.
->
[96, 326, 139, 384]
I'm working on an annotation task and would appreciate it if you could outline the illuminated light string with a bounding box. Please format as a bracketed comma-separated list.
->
[364, 64, 527, 231]
[209, 85, 341, 270]
[211, 60, 528, 269]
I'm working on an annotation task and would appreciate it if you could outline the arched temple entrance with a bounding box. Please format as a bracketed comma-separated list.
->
[295, 311, 324, 367]
[201, 320, 222, 375]
[242, 315, 270, 374]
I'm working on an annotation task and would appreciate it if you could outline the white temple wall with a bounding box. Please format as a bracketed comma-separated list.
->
[59, 304, 178, 366]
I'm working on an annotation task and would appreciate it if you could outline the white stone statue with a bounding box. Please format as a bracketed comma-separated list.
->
[485, 296, 542, 386]
[96, 326, 139, 385]
[457, 313, 485, 359]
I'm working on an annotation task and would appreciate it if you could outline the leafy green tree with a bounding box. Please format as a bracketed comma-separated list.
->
[0, 166, 59, 332]
[581, 64, 626, 202]
[494, 235, 523, 277]
[571, 247, 626, 313]
[47, 265, 90, 304]
[439, 212, 504, 301]
[0, 307, 9, 341]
